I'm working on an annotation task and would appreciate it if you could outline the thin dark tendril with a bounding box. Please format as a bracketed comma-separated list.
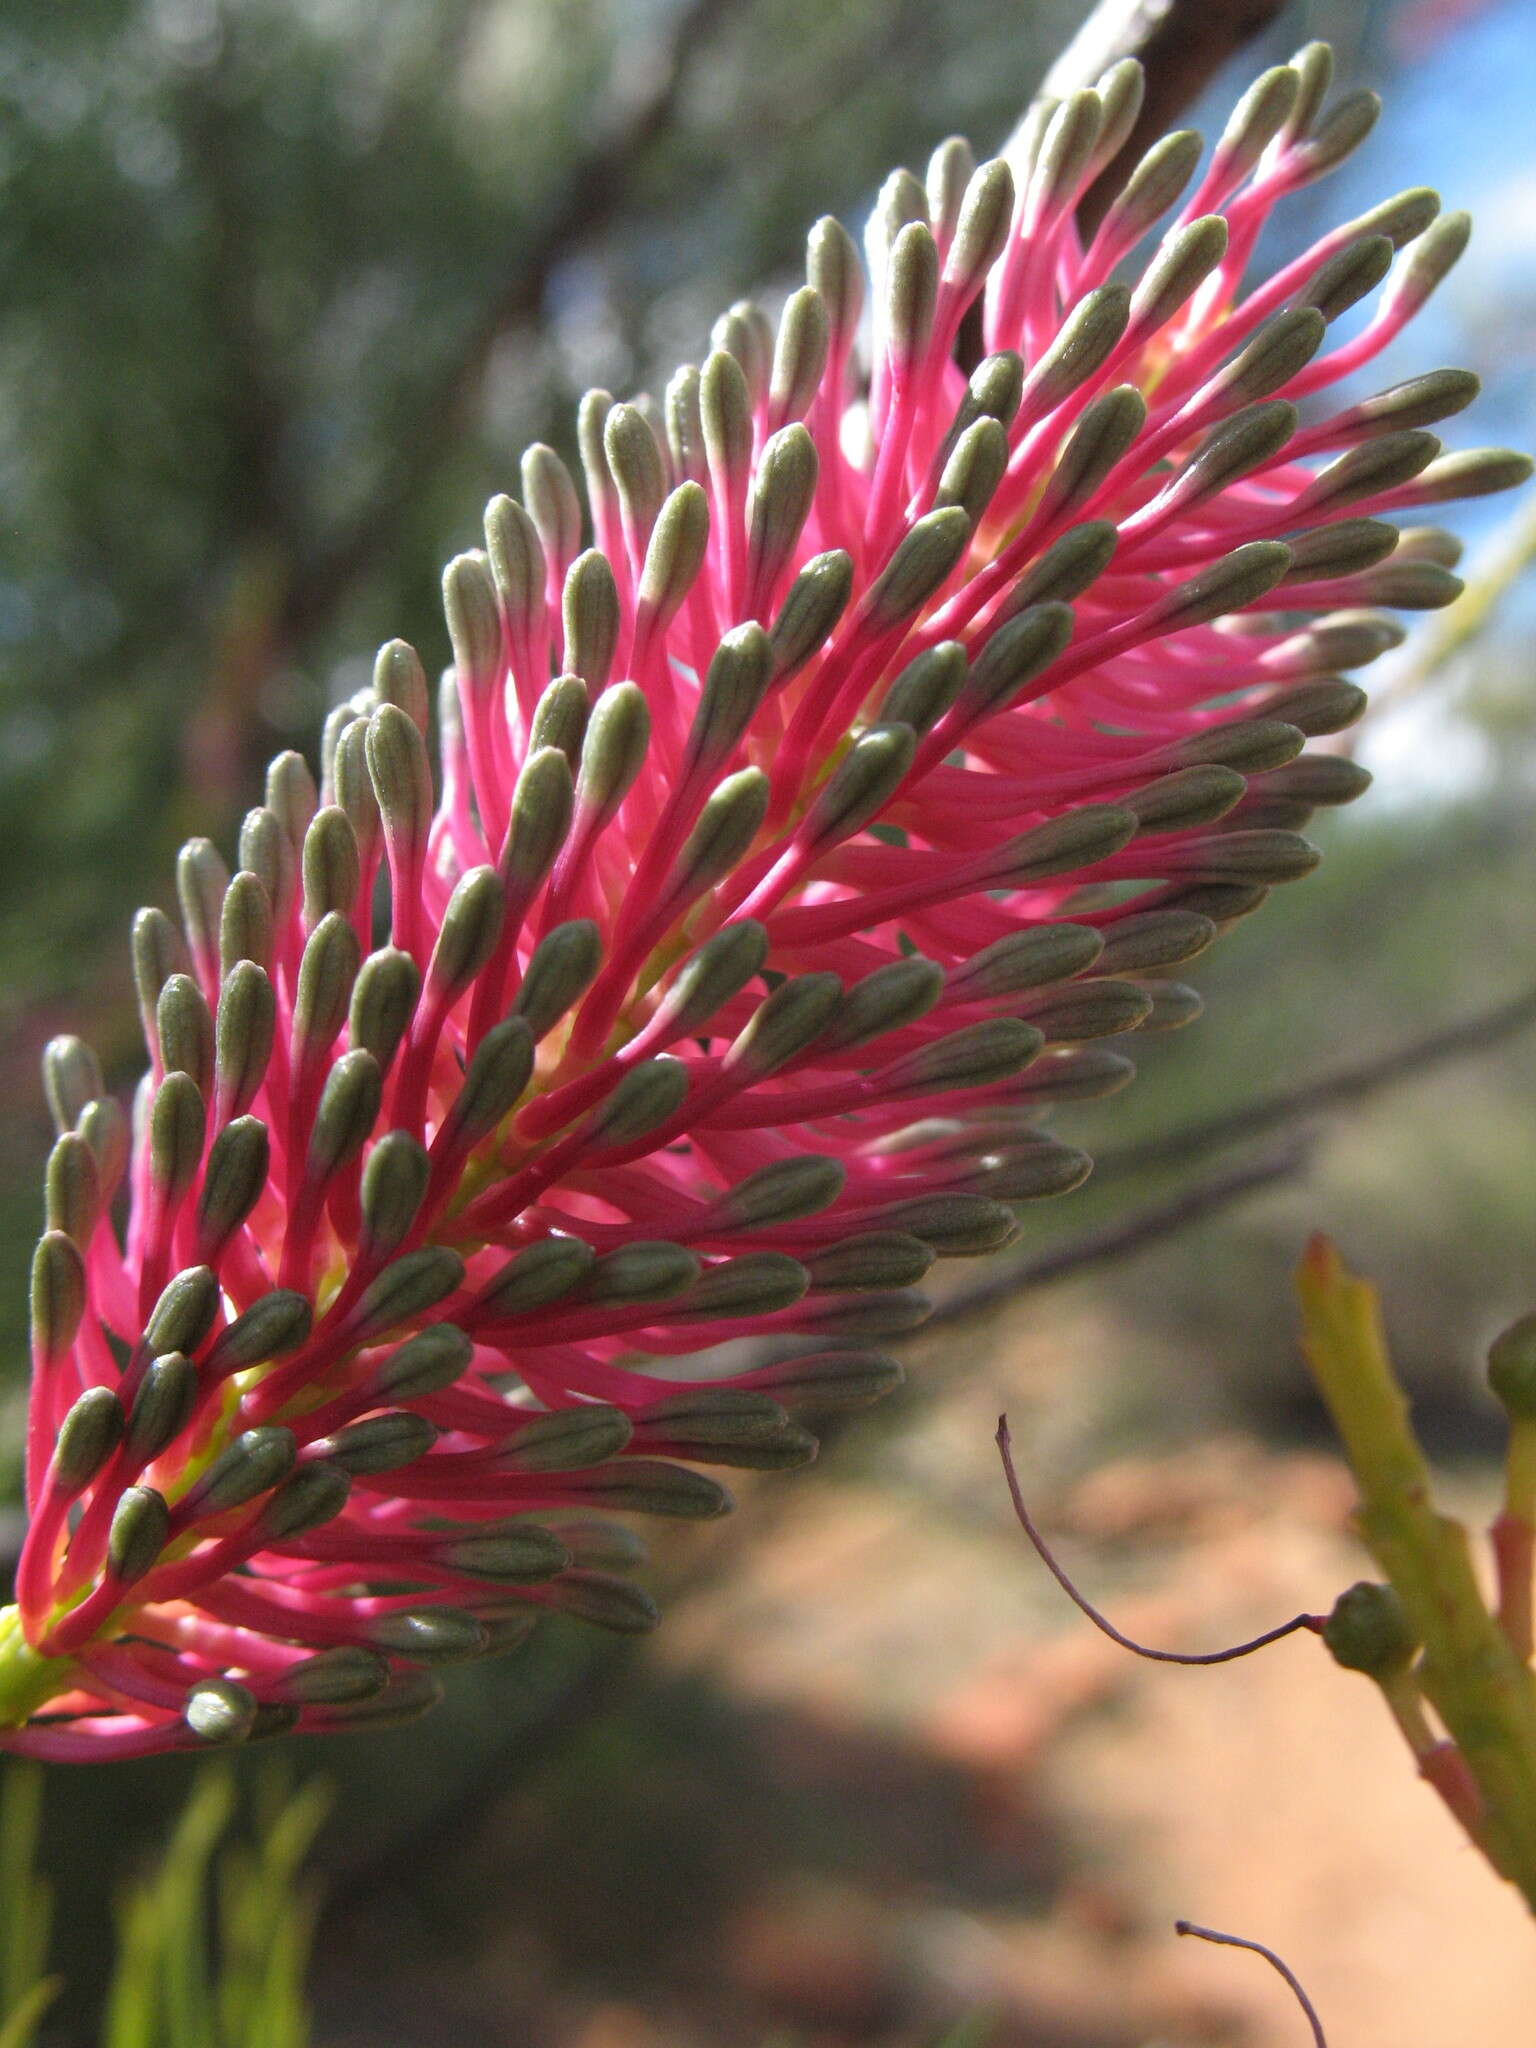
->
[1175, 1919, 1328, 2047]
[994, 1416, 1324, 1664]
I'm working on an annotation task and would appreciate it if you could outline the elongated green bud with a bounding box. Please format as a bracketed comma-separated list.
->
[670, 769, 769, 900]
[806, 215, 863, 343]
[688, 624, 773, 770]
[949, 923, 1103, 999]
[747, 1348, 904, 1411]
[1100, 128, 1201, 243]
[882, 1017, 1043, 1094]
[1020, 285, 1130, 414]
[498, 1405, 633, 1473]
[131, 909, 189, 1049]
[1096, 910, 1216, 974]
[1005, 523, 1119, 616]
[1131, 216, 1228, 331]
[1018, 1044, 1135, 1100]
[582, 1240, 700, 1306]
[991, 804, 1137, 886]
[176, 837, 228, 976]
[605, 402, 666, 547]
[371, 1322, 472, 1401]
[219, 870, 274, 977]
[965, 603, 1075, 715]
[266, 752, 317, 853]
[881, 1193, 1019, 1254]
[509, 920, 602, 1042]
[442, 1019, 534, 1152]
[443, 555, 503, 694]
[713, 300, 773, 401]
[639, 482, 710, 621]
[150, 1071, 205, 1203]
[769, 549, 854, 680]
[501, 745, 575, 895]
[820, 957, 944, 1052]
[277, 1648, 391, 1705]
[1214, 63, 1298, 182]
[711, 1154, 845, 1228]
[770, 285, 830, 422]
[650, 923, 768, 1042]
[55, 1386, 125, 1491]
[522, 443, 583, 575]
[537, 1574, 660, 1633]
[126, 1351, 198, 1460]
[935, 418, 1009, 526]
[1282, 519, 1399, 583]
[1124, 765, 1247, 834]
[1039, 385, 1146, 517]
[294, 913, 361, 1058]
[1030, 90, 1102, 217]
[107, 1486, 168, 1585]
[238, 807, 297, 927]
[867, 509, 971, 626]
[181, 1425, 297, 1517]
[485, 493, 545, 630]
[747, 428, 819, 605]
[580, 1059, 690, 1150]
[43, 1034, 105, 1134]
[308, 1051, 382, 1180]
[347, 1247, 465, 1341]
[576, 388, 615, 523]
[701, 347, 753, 494]
[440, 1529, 569, 1583]
[366, 703, 434, 853]
[476, 1235, 596, 1319]
[143, 1264, 218, 1358]
[553, 1459, 731, 1519]
[427, 867, 504, 1000]
[255, 1462, 352, 1542]
[726, 973, 842, 1079]
[372, 638, 429, 731]
[680, 1252, 809, 1319]
[576, 681, 649, 821]
[76, 1097, 129, 1195]
[1022, 979, 1152, 1041]
[1487, 1313, 1536, 1420]
[365, 1611, 487, 1664]
[302, 806, 361, 926]
[196, 1114, 270, 1255]
[359, 1131, 430, 1256]
[349, 947, 420, 1074]
[202, 1286, 313, 1384]
[880, 642, 968, 732]
[800, 724, 915, 854]
[214, 961, 275, 1120]
[1408, 447, 1534, 503]
[528, 676, 589, 766]
[803, 1232, 935, 1291]
[46, 1131, 100, 1249]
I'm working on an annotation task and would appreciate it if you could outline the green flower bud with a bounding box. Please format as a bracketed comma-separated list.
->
[867, 508, 971, 626]
[373, 637, 430, 732]
[371, 1323, 472, 1401]
[302, 805, 361, 926]
[365, 1610, 488, 1663]
[176, 837, 229, 977]
[314, 1412, 437, 1477]
[726, 974, 843, 1080]
[276, 1648, 391, 1705]
[308, 1051, 383, 1181]
[1322, 1580, 1418, 1676]
[149, 1072, 206, 1203]
[238, 805, 297, 926]
[55, 1385, 125, 1491]
[46, 1131, 100, 1249]
[347, 1248, 465, 1342]
[293, 913, 361, 1060]
[185, 1678, 258, 1746]
[196, 1115, 270, 1257]
[1489, 1314, 1536, 1421]
[803, 1232, 934, 1291]
[107, 1485, 168, 1586]
[522, 443, 583, 577]
[215, 960, 276, 1118]
[255, 1462, 352, 1541]
[498, 1404, 633, 1473]
[820, 957, 945, 1053]
[349, 947, 421, 1076]
[181, 1426, 297, 1517]
[746, 1348, 904, 1411]
[769, 549, 854, 681]
[555, 1458, 731, 1518]
[126, 1351, 198, 1461]
[639, 482, 710, 622]
[710, 1154, 846, 1229]
[204, 1289, 312, 1378]
[42, 1034, 105, 1134]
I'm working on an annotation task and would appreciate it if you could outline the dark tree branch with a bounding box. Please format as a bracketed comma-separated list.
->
[925, 1137, 1312, 1329]
[1096, 982, 1536, 1183]
[1025, 0, 1290, 231]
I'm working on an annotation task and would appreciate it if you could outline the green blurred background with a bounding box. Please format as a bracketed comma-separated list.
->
[3, 0, 1536, 2041]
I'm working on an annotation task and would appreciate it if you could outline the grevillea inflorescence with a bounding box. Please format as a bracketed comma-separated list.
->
[6, 44, 1528, 1756]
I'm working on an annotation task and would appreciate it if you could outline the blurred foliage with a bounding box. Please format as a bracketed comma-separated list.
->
[0, 1761, 325, 2046]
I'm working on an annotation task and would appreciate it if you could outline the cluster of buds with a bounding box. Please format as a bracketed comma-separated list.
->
[4, 43, 1527, 1757]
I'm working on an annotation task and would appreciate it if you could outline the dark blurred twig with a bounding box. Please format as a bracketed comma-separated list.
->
[926, 1137, 1312, 1328]
[1096, 980, 1536, 1182]
[1027, 0, 1289, 228]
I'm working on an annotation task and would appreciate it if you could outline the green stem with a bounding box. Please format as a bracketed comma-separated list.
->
[0, 1608, 75, 1733]
[1299, 1238, 1536, 1911]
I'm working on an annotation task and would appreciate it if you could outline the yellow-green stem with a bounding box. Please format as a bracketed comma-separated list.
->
[1299, 1237, 1536, 1911]
[0, 1608, 75, 1732]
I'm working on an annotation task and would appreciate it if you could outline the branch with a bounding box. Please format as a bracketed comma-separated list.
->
[1175, 1921, 1328, 2047]
[1096, 980, 1536, 1182]
[925, 1136, 1311, 1329]
[1024, 0, 1289, 228]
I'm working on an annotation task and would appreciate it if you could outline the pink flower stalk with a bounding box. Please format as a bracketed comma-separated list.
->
[3, 44, 1527, 1758]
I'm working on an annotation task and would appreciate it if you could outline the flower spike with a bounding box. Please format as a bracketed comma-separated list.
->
[1, 45, 1527, 1757]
